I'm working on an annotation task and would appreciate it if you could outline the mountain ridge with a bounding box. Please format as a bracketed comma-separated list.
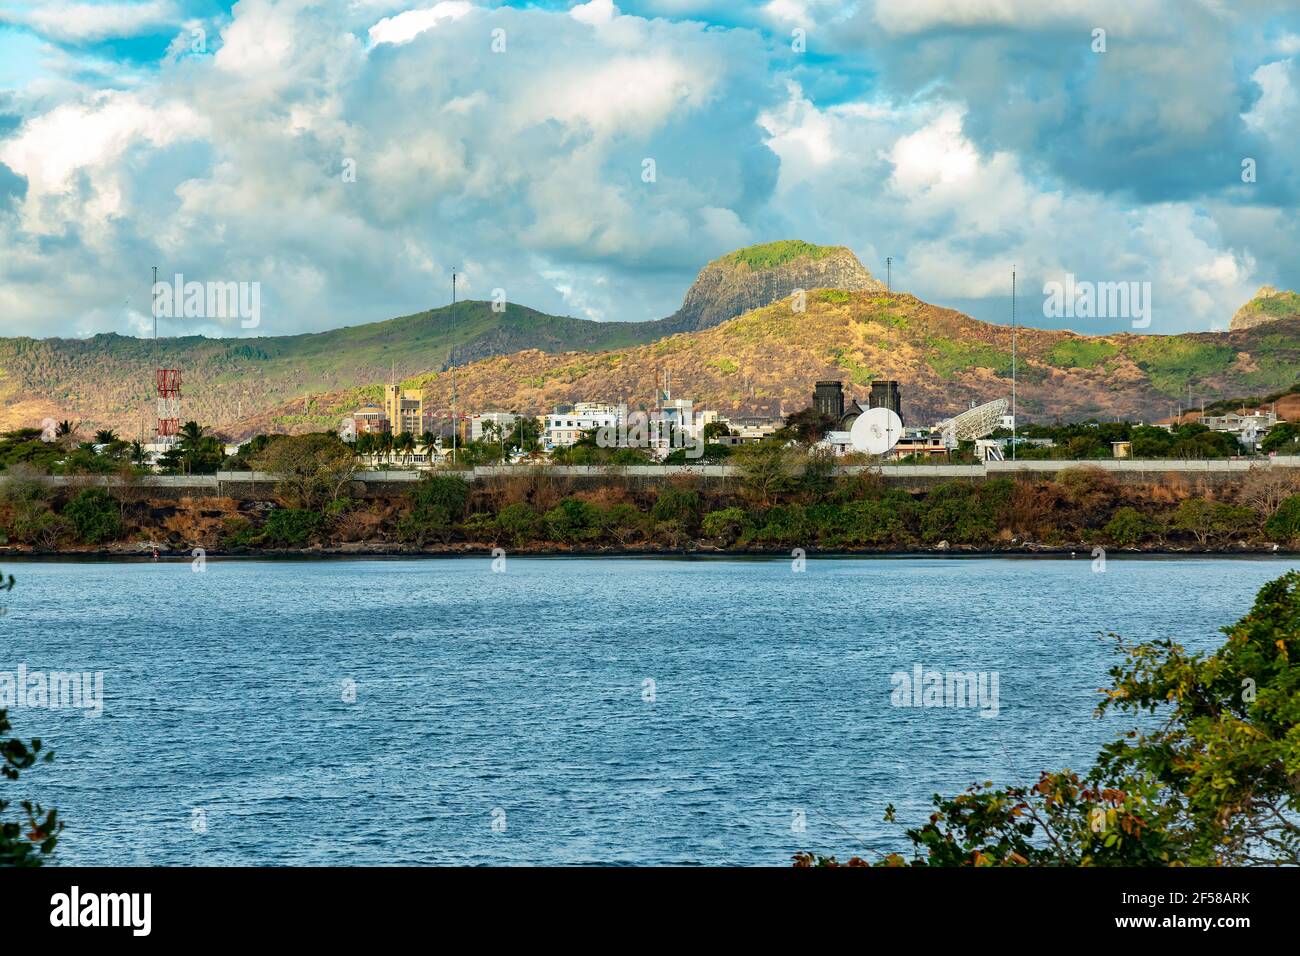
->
[1, 242, 1297, 438]
[231, 290, 1300, 439]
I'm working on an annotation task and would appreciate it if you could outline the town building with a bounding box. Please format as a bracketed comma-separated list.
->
[1202, 408, 1278, 451]
[470, 412, 521, 442]
[384, 386, 426, 436]
[867, 380, 902, 419]
[713, 416, 782, 446]
[544, 403, 625, 450]
[352, 404, 390, 434]
[814, 381, 845, 420]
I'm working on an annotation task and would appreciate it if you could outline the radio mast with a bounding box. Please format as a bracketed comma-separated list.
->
[1011, 265, 1017, 462]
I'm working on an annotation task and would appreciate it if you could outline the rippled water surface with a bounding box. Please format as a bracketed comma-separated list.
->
[1, 555, 1295, 865]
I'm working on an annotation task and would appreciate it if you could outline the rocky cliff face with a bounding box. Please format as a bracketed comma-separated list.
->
[661, 241, 885, 333]
[1230, 285, 1300, 331]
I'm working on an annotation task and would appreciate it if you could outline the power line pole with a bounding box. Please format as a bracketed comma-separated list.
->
[1011, 265, 1017, 462]
[886, 256, 892, 294]
[450, 269, 458, 466]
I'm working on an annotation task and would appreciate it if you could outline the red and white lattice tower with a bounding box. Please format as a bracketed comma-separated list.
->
[156, 368, 181, 438]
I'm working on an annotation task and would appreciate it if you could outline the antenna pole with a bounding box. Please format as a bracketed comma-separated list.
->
[886, 256, 892, 294]
[451, 270, 458, 465]
[1011, 265, 1017, 462]
[152, 265, 158, 340]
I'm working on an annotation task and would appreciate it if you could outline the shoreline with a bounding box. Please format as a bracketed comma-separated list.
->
[2, 543, 1297, 562]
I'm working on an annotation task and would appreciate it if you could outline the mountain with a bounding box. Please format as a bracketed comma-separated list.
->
[657, 240, 885, 333]
[1230, 286, 1300, 331]
[0, 301, 663, 438]
[0, 241, 883, 437]
[3, 242, 1299, 439]
[243, 289, 1300, 437]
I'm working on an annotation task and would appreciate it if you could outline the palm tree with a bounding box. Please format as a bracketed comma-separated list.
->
[129, 440, 147, 467]
[394, 432, 416, 467]
[420, 430, 438, 467]
[94, 428, 119, 445]
[178, 421, 205, 445]
[355, 432, 374, 463]
[376, 431, 394, 466]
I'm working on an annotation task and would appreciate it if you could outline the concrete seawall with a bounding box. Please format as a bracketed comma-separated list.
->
[3, 457, 1297, 499]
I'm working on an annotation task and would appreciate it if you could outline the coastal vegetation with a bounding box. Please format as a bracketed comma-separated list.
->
[4, 432, 1300, 554]
[796, 570, 1300, 866]
[0, 571, 63, 867]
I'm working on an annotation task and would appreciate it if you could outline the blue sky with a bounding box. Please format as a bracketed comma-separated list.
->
[1, 0, 1298, 340]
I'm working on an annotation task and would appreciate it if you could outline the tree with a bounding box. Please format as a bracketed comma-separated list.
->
[0, 573, 63, 866]
[1237, 466, 1300, 518]
[701, 507, 750, 545]
[393, 432, 417, 467]
[736, 441, 796, 506]
[420, 430, 439, 464]
[62, 488, 123, 544]
[779, 406, 838, 446]
[252, 433, 358, 511]
[54, 420, 78, 445]
[506, 416, 542, 455]
[1170, 497, 1253, 546]
[398, 474, 471, 545]
[1260, 421, 1300, 456]
[797, 572, 1300, 866]
[157, 421, 224, 475]
[261, 508, 325, 547]
[544, 498, 601, 544]
[1103, 506, 1155, 547]
[93, 429, 118, 445]
[1264, 495, 1300, 543]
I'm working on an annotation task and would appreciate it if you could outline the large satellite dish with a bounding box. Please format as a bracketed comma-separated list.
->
[936, 398, 1008, 448]
[849, 407, 903, 455]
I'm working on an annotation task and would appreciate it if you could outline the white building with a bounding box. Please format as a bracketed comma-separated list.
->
[713, 416, 781, 446]
[544, 403, 625, 449]
[1202, 408, 1279, 451]
[470, 412, 521, 442]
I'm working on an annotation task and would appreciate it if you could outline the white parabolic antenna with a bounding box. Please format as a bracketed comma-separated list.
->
[849, 407, 903, 455]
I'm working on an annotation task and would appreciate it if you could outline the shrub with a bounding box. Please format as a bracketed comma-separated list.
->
[756, 504, 809, 547]
[459, 512, 500, 543]
[841, 498, 907, 546]
[598, 503, 645, 546]
[1103, 507, 1155, 547]
[918, 482, 997, 544]
[1055, 467, 1120, 526]
[221, 517, 259, 548]
[1170, 498, 1255, 546]
[650, 486, 701, 529]
[399, 475, 473, 545]
[497, 502, 542, 545]
[544, 498, 601, 544]
[1264, 495, 1300, 543]
[61, 488, 122, 544]
[701, 507, 750, 545]
[262, 508, 325, 547]
[410, 475, 471, 520]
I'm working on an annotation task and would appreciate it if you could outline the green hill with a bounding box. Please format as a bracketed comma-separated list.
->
[0, 301, 665, 436]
